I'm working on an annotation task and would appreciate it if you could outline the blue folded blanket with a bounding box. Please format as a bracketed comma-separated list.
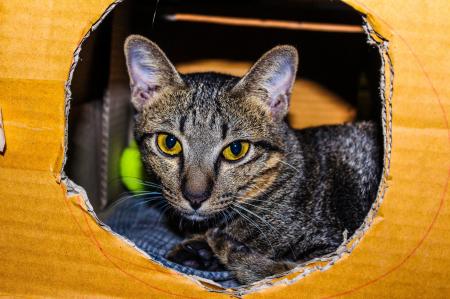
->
[104, 197, 239, 288]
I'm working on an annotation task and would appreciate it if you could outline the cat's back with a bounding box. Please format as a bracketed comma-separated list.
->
[295, 121, 381, 172]
[294, 121, 382, 233]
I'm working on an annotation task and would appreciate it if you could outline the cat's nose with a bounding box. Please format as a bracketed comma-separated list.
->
[183, 190, 210, 210]
[181, 170, 212, 210]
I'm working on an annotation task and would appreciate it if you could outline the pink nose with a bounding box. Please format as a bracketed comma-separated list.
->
[183, 190, 210, 210]
[181, 168, 212, 210]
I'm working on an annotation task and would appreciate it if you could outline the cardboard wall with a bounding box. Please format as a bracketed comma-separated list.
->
[0, 0, 449, 298]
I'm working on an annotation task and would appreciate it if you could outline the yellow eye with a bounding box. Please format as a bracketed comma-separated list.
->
[156, 133, 182, 156]
[222, 141, 250, 161]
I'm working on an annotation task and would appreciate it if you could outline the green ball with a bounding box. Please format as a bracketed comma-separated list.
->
[120, 141, 145, 193]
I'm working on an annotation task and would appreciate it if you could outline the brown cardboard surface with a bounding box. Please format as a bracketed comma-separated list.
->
[0, 109, 5, 152]
[0, 0, 449, 298]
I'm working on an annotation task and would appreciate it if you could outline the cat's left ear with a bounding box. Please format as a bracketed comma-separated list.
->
[124, 35, 185, 111]
[232, 45, 298, 121]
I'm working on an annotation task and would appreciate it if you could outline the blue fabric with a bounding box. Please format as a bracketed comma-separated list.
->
[104, 197, 239, 288]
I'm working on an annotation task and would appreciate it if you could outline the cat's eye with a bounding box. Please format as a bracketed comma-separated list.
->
[222, 141, 250, 161]
[156, 133, 182, 156]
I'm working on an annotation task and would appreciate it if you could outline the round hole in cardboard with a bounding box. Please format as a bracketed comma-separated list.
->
[63, 0, 389, 295]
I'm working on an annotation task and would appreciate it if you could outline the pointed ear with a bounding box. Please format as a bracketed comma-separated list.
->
[124, 35, 184, 111]
[232, 45, 298, 121]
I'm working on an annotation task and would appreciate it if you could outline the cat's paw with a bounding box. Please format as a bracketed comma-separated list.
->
[206, 228, 295, 284]
[206, 228, 251, 257]
[166, 238, 223, 271]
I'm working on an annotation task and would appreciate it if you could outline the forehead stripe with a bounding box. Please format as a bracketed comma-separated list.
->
[179, 115, 186, 133]
[254, 140, 281, 152]
[221, 123, 228, 140]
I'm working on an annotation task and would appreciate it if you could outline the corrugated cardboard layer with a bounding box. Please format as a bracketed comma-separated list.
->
[0, 0, 449, 298]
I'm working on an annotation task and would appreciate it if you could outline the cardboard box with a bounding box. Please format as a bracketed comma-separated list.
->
[0, 0, 449, 297]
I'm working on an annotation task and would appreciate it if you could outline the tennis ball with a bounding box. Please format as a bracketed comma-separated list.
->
[120, 141, 145, 193]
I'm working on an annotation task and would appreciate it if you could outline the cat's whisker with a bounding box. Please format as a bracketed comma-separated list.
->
[243, 197, 316, 222]
[126, 201, 169, 236]
[219, 209, 232, 226]
[119, 191, 162, 199]
[114, 190, 155, 202]
[233, 203, 278, 233]
[128, 190, 162, 195]
[107, 176, 163, 190]
[249, 184, 270, 197]
[122, 198, 165, 234]
[106, 192, 163, 211]
[219, 210, 229, 227]
[234, 200, 297, 259]
[272, 158, 301, 173]
[162, 193, 183, 211]
[121, 198, 165, 212]
[236, 196, 292, 210]
[224, 209, 235, 226]
[178, 217, 184, 232]
[240, 194, 301, 211]
[121, 177, 163, 189]
[231, 204, 276, 254]
[237, 200, 286, 219]
[156, 204, 171, 225]
[105, 197, 163, 216]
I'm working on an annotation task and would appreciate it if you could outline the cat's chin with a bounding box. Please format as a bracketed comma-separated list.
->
[172, 205, 229, 223]
[182, 213, 209, 222]
[176, 209, 212, 222]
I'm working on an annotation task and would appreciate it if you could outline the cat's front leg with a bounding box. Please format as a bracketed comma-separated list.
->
[166, 234, 222, 271]
[206, 228, 296, 284]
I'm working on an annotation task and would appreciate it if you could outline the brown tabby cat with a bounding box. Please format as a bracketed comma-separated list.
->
[124, 35, 381, 284]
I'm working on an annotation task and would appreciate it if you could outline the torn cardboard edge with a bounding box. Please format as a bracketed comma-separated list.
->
[60, 1, 393, 297]
[0, 108, 5, 153]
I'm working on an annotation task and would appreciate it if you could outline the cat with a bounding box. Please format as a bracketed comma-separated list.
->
[123, 34, 382, 284]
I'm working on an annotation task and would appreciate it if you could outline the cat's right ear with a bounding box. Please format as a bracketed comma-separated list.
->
[124, 35, 184, 111]
[231, 45, 298, 121]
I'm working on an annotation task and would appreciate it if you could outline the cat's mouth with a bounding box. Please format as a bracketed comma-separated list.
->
[179, 211, 209, 221]
[166, 200, 215, 221]
[163, 189, 230, 222]
[174, 205, 229, 223]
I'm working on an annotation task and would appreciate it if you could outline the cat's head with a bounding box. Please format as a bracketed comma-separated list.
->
[124, 35, 298, 221]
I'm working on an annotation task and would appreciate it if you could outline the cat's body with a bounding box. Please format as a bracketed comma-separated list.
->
[124, 35, 382, 284]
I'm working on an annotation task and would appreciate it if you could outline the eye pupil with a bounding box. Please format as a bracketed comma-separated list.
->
[157, 133, 182, 156]
[230, 141, 242, 156]
[222, 141, 249, 161]
[165, 135, 177, 149]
